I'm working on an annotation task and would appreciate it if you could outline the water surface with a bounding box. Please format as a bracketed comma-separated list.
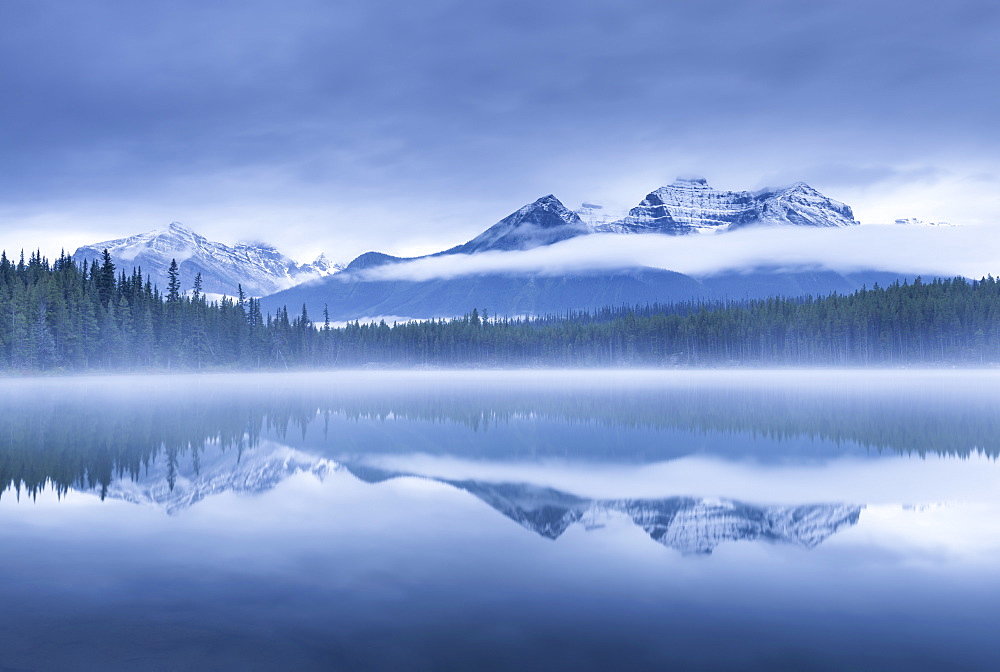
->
[1, 370, 998, 671]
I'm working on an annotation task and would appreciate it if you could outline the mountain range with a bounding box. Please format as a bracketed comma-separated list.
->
[434, 478, 862, 555]
[262, 177, 911, 320]
[346, 464, 862, 555]
[587, 177, 858, 234]
[73, 177, 922, 319]
[72, 222, 341, 297]
[98, 441, 862, 555]
[331, 176, 860, 263]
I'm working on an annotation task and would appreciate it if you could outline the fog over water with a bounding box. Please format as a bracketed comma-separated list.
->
[353, 225, 1000, 283]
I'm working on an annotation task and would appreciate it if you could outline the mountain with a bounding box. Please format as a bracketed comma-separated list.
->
[598, 177, 858, 234]
[474, 177, 858, 242]
[443, 480, 861, 554]
[104, 441, 339, 515]
[260, 176, 890, 320]
[604, 497, 861, 555]
[72, 222, 341, 297]
[442, 194, 592, 253]
[96, 445, 861, 555]
[335, 195, 591, 275]
[339, 177, 857, 269]
[346, 467, 862, 555]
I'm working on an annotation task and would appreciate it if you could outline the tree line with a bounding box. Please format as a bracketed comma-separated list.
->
[5, 377, 999, 502]
[1, 248, 999, 371]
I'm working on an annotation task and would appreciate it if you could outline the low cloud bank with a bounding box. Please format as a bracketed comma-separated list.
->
[354, 225, 1000, 283]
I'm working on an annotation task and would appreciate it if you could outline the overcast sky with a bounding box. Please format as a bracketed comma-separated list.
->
[1, 0, 999, 263]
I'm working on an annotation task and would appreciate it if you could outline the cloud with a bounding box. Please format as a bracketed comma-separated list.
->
[2, 0, 1000, 258]
[354, 225, 1000, 283]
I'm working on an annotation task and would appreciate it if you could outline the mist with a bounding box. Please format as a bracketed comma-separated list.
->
[354, 224, 1000, 283]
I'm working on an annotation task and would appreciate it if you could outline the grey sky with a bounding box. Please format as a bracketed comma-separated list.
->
[1, 0, 998, 262]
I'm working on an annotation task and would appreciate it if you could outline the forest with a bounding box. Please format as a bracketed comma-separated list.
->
[1, 249, 999, 371]
[3, 372, 998, 502]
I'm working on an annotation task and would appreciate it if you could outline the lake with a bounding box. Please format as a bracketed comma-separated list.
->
[1, 370, 998, 671]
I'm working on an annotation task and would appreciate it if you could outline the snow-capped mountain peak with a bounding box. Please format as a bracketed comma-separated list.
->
[306, 253, 339, 272]
[446, 194, 591, 254]
[91, 445, 863, 555]
[73, 223, 342, 297]
[104, 442, 340, 515]
[752, 182, 857, 228]
[594, 177, 859, 235]
[345, 468, 863, 555]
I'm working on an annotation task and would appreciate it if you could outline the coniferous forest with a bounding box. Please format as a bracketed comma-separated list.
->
[4, 378, 999, 502]
[2, 249, 999, 371]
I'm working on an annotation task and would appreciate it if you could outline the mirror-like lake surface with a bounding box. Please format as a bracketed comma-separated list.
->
[1, 370, 998, 671]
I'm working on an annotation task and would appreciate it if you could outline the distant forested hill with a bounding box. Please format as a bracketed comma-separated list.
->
[0, 249, 998, 371]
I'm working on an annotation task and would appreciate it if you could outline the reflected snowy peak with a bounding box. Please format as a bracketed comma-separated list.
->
[348, 465, 862, 555]
[603, 498, 861, 555]
[103, 442, 340, 515]
[74, 440, 862, 555]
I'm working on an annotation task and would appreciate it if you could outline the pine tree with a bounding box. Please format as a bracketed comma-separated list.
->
[96, 249, 116, 307]
[166, 260, 181, 303]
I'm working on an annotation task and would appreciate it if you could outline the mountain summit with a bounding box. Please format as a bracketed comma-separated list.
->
[444, 194, 591, 254]
[596, 177, 858, 235]
[73, 222, 341, 297]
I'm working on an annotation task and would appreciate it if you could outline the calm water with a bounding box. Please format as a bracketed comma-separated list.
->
[1, 370, 998, 671]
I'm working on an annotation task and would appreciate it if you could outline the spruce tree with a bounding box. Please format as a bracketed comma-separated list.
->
[166, 260, 181, 303]
[96, 249, 116, 307]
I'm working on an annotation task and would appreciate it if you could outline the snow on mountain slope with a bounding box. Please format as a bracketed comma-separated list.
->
[94, 445, 861, 554]
[72, 222, 342, 297]
[459, 481, 861, 555]
[104, 441, 339, 515]
[597, 177, 859, 235]
[345, 467, 862, 555]
[750, 182, 858, 228]
[444, 195, 592, 254]
[603, 497, 861, 555]
[331, 176, 860, 281]
[452, 480, 590, 539]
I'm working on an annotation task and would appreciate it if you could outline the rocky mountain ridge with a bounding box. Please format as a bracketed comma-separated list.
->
[71, 176, 928, 318]
[594, 177, 858, 235]
[337, 176, 860, 271]
[72, 221, 341, 298]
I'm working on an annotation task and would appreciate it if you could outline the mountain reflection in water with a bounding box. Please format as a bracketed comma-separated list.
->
[73, 435, 863, 555]
[1, 371, 999, 671]
[2, 370, 999, 503]
[350, 466, 862, 555]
